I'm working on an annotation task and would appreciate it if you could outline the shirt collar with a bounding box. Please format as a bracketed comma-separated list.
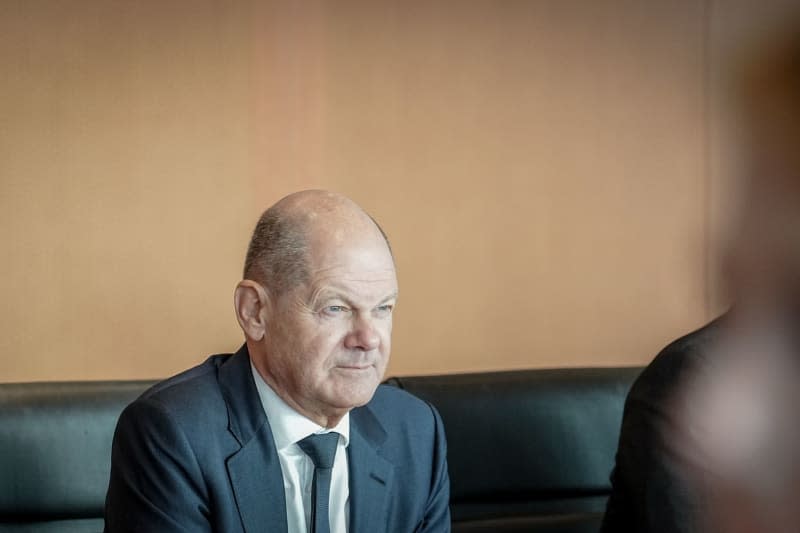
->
[250, 361, 350, 451]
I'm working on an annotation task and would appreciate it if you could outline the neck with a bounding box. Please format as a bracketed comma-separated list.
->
[252, 359, 346, 428]
[278, 388, 346, 429]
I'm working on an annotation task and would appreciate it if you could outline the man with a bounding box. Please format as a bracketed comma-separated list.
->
[104, 190, 450, 532]
[602, 26, 800, 533]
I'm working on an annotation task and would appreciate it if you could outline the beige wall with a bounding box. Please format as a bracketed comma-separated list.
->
[0, 0, 785, 382]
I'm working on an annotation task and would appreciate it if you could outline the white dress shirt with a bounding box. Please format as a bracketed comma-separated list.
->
[251, 363, 350, 533]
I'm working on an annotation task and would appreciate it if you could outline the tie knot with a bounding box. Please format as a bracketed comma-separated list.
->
[298, 432, 339, 469]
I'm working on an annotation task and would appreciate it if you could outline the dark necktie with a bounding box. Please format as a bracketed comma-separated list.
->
[297, 432, 340, 533]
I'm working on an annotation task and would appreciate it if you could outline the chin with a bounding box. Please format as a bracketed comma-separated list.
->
[328, 379, 380, 409]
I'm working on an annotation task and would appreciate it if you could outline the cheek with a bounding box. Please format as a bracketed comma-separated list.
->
[269, 315, 327, 372]
[381, 325, 392, 349]
[375, 322, 393, 366]
[267, 325, 305, 378]
[303, 321, 349, 366]
[380, 319, 393, 346]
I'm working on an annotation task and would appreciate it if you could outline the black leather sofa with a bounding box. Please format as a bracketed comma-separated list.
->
[387, 368, 640, 532]
[0, 367, 639, 532]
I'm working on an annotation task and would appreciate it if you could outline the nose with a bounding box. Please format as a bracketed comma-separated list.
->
[344, 314, 380, 352]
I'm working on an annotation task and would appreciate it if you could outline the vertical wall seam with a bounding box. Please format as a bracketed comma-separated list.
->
[702, 0, 714, 321]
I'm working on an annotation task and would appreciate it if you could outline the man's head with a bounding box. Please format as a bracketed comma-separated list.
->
[234, 190, 397, 428]
[725, 27, 800, 308]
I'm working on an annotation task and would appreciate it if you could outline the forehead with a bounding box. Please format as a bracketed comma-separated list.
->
[306, 237, 397, 296]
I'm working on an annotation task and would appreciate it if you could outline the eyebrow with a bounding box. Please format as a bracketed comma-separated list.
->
[311, 290, 398, 308]
[377, 292, 399, 305]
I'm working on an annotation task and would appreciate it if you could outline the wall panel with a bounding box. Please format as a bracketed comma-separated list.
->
[1, 1, 716, 381]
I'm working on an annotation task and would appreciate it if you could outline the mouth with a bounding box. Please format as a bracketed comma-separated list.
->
[334, 364, 374, 372]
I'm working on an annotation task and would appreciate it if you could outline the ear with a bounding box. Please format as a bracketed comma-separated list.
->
[234, 280, 271, 341]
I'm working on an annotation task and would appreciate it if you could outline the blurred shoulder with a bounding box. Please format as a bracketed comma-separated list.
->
[630, 314, 727, 404]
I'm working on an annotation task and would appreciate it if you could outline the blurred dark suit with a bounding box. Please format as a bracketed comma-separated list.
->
[601, 317, 724, 533]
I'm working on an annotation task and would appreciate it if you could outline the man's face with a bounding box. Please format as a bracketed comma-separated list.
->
[732, 122, 800, 304]
[262, 233, 397, 422]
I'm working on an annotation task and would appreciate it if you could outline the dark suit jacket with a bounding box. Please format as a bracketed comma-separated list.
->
[601, 317, 724, 533]
[104, 346, 451, 533]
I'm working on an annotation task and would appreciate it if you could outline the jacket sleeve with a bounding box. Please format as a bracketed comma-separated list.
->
[416, 402, 451, 533]
[104, 397, 212, 533]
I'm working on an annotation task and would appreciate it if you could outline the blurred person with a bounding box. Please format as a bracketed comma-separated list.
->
[682, 25, 800, 532]
[104, 190, 450, 533]
[602, 24, 800, 533]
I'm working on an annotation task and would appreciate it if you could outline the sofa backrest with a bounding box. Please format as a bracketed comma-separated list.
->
[386, 367, 641, 531]
[0, 367, 640, 532]
[0, 381, 155, 532]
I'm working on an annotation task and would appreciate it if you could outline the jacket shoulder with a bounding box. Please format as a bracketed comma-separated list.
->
[130, 354, 232, 426]
[370, 383, 436, 415]
[366, 384, 441, 436]
[629, 315, 725, 403]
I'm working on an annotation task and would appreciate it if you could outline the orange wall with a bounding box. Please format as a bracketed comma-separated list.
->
[0, 0, 787, 382]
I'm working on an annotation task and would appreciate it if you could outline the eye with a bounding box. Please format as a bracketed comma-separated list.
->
[321, 305, 350, 317]
[374, 304, 394, 317]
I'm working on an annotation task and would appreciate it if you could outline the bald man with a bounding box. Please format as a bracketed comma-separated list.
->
[104, 191, 450, 533]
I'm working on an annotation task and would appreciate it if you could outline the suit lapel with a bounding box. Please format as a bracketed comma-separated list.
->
[348, 405, 395, 533]
[226, 426, 287, 533]
[219, 345, 288, 533]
